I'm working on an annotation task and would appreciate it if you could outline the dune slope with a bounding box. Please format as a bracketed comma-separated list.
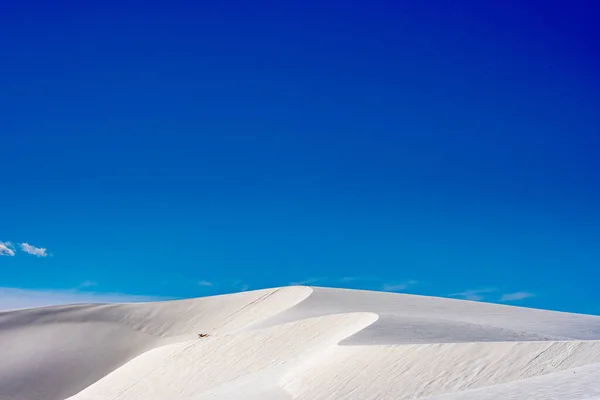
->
[1, 286, 600, 400]
[0, 287, 311, 400]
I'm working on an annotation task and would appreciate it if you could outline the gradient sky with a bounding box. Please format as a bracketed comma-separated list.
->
[1, 1, 599, 313]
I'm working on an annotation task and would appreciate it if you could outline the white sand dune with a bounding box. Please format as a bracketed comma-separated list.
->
[1, 286, 600, 399]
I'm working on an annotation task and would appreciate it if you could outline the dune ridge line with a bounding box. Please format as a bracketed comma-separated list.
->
[2, 286, 600, 400]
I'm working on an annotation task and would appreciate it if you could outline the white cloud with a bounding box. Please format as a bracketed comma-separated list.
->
[0, 287, 161, 311]
[77, 281, 98, 288]
[450, 288, 496, 301]
[233, 280, 249, 292]
[500, 292, 535, 302]
[289, 277, 325, 286]
[382, 280, 418, 292]
[20, 243, 48, 257]
[198, 280, 213, 287]
[0, 241, 16, 256]
[451, 288, 535, 303]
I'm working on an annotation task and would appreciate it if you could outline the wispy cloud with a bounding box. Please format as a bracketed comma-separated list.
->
[0, 241, 16, 257]
[198, 280, 213, 287]
[450, 288, 534, 303]
[450, 288, 496, 301]
[382, 280, 418, 292]
[500, 292, 535, 302]
[337, 276, 387, 287]
[0, 287, 160, 311]
[19, 243, 48, 257]
[289, 277, 326, 286]
[77, 281, 98, 289]
[233, 280, 249, 292]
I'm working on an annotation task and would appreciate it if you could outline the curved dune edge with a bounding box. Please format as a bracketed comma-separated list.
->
[0, 286, 313, 400]
[3, 286, 600, 400]
[67, 312, 379, 399]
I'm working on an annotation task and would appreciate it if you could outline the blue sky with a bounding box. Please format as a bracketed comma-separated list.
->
[1, 1, 599, 313]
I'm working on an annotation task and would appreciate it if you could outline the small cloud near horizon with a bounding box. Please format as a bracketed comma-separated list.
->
[233, 280, 249, 292]
[20, 243, 49, 257]
[338, 275, 382, 284]
[0, 287, 161, 311]
[198, 280, 213, 287]
[289, 277, 326, 286]
[500, 292, 535, 302]
[77, 281, 98, 288]
[382, 280, 418, 292]
[450, 288, 496, 301]
[0, 241, 16, 256]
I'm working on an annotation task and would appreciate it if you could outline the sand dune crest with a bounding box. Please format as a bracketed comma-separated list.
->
[1, 286, 600, 399]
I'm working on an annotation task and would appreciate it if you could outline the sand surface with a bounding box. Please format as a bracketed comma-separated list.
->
[1, 286, 599, 399]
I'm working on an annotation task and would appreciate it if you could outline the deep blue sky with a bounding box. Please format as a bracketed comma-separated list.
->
[1, 1, 599, 313]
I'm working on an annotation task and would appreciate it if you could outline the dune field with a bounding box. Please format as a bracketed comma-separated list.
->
[1, 286, 600, 399]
